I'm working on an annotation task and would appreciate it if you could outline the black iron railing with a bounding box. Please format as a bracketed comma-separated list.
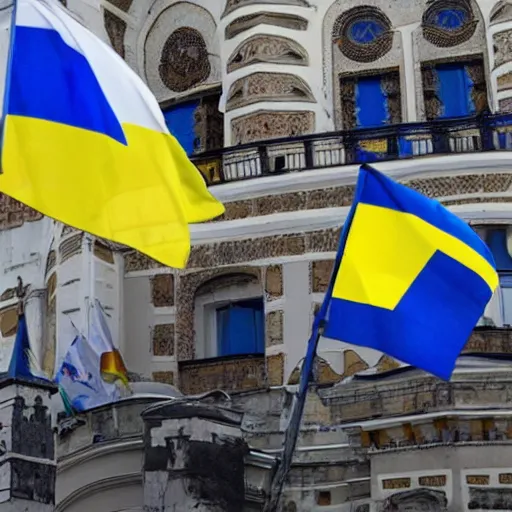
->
[191, 113, 512, 185]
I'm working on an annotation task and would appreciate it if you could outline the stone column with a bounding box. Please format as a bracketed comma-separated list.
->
[142, 401, 247, 512]
[0, 376, 57, 511]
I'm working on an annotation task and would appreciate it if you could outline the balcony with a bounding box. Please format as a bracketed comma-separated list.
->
[191, 113, 512, 185]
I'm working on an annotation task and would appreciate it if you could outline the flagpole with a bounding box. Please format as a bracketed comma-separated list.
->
[0, 0, 17, 164]
[263, 325, 323, 512]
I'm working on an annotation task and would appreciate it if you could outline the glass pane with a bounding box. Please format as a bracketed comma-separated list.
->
[502, 286, 512, 327]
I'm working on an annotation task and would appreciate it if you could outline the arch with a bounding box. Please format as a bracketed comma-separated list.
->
[226, 72, 315, 112]
[222, 0, 310, 18]
[141, 2, 220, 101]
[225, 12, 308, 40]
[383, 488, 448, 511]
[227, 34, 309, 73]
[332, 6, 393, 63]
[490, 0, 512, 24]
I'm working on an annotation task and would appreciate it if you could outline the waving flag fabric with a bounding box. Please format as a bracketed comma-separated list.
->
[320, 164, 498, 380]
[1, 0, 224, 268]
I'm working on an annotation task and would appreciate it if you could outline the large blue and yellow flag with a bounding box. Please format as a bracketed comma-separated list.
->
[0, 0, 224, 268]
[319, 164, 498, 380]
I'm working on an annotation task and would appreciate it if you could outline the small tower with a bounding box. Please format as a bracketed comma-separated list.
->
[0, 277, 58, 511]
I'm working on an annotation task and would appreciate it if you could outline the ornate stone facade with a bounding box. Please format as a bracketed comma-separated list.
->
[226, 73, 315, 112]
[103, 10, 126, 58]
[231, 110, 315, 144]
[227, 35, 308, 73]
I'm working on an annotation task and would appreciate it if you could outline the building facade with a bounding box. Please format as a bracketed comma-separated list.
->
[1, 0, 512, 510]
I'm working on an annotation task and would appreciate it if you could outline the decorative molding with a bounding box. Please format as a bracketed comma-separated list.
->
[225, 12, 308, 40]
[159, 27, 211, 92]
[103, 9, 127, 58]
[422, 0, 477, 48]
[227, 35, 308, 73]
[231, 110, 315, 144]
[490, 0, 512, 24]
[0, 194, 42, 231]
[499, 97, 512, 112]
[105, 0, 133, 12]
[222, 0, 309, 18]
[332, 6, 393, 63]
[497, 72, 512, 92]
[226, 72, 315, 112]
[494, 29, 512, 68]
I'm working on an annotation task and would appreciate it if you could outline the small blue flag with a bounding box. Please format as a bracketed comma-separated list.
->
[319, 164, 498, 380]
[8, 314, 33, 379]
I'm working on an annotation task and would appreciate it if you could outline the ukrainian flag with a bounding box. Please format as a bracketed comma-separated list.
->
[1, 0, 224, 269]
[319, 164, 498, 380]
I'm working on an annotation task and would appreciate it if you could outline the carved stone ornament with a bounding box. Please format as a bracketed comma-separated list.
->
[103, 9, 126, 58]
[231, 110, 315, 144]
[494, 29, 512, 68]
[159, 27, 211, 93]
[106, 0, 132, 11]
[222, 0, 310, 18]
[490, 0, 512, 24]
[497, 72, 512, 91]
[383, 488, 448, 511]
[332, 6, 393, 63]
[227, 35, 308, 73]
[226, 72, 315, 112]
[422, 0, 477, 48]
[225, 12, 308, 40]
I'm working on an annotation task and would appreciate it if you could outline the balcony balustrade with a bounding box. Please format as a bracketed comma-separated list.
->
[192, 113, 512, 185]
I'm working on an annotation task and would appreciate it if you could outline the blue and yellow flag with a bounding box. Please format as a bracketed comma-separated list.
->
[319, 164, 498, 380]
[1, 0, 224, 269]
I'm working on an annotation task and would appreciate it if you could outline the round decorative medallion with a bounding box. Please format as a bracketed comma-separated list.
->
[422, 0, 477, 48]
[333, 7, 393, 63]
[158, 27, 211, 93]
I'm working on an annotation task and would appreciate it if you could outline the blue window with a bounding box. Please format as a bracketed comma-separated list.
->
[216, 299, 264, 357]
[480, 227, 512, 326]
[348, 20, 385, 44]
[435, 8, 467, 30]
[162, 100, 200, 156]
[434, 63, 475, 118]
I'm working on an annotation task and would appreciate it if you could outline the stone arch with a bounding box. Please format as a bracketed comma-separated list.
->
[490, 0, 512, 24]
[176, 267, 262, 361]
[225, 12, 308, 40]
[141, 1, 220, 102]
[226, 72, 315, 112]
[227, 34, 309, 73]
[222, 0, 310, 18]
[382, 488, 448, 511]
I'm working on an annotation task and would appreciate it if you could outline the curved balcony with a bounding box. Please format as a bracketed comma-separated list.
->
[192, 113, 512, 185]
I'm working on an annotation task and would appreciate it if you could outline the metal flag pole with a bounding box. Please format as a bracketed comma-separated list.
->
[263, 169, 364, 511]
[0, 0, 17, 167]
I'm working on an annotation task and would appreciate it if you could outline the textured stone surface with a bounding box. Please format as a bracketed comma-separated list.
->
[227, 35, 308, 73]
[266, 353, 284, 386]
[265, 265, 283, 299]
[179, 356, 265, 394]
[265, 310, 283, 347]
[231, 110, 315, 144]
[214, 173, 512, 222]
[222, 0, 309, 17]
[497, 72, 512, 92]
[103, 10, 126, 58]
[0, 194, 42, 231]
[152, 371, 174, 385]
[226, 72, 315, 112]
[494, 29, 512, 68]
[106, 0, 132, 11]
[151, 274, 174, 307]
[152, 323, 175, 357]
[225, 12, 308, 40]
[311, 260, 334, 293]
[499, 97, 512, 112]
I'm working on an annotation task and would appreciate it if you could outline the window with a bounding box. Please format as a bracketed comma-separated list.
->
[476, 226, 512, 326]
[216, 299, 264, 357]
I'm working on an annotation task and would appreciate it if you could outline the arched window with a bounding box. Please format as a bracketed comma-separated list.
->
[194, 274, 265, 359]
